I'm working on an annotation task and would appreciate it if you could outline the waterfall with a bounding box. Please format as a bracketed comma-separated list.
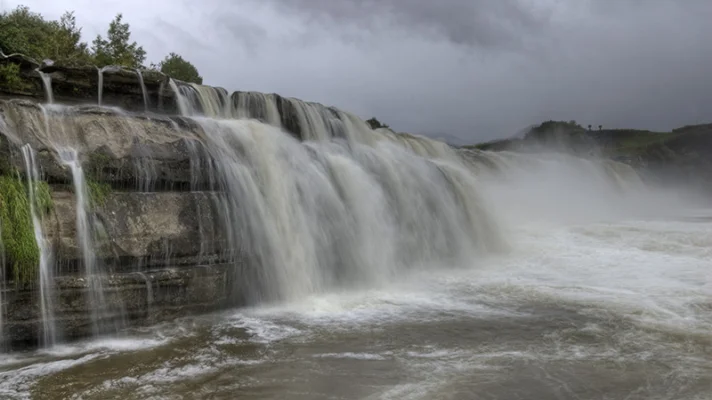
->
[135, 69, 149, 112]
[191, 118, 503, 304]
[36, 70, 54, 104]
[58, 148, 121, 336]
[135, 272, 153, 312]
[0, 218, 5, 349]
[97, 66, 119, 106]
[232, 92, 281, 127]
[188, 84, 231, 118]
[21, 145, 57, 347]
[286, 98, 334, 141]
[169, 79, 191, 116]
[97, 67, 103, 106]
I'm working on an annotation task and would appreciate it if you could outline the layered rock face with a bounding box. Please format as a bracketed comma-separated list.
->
[0, 99, 236, 346]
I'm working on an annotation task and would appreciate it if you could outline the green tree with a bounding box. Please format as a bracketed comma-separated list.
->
[157, 52, 202, 84]
[92, 14, 146, 68]
[0, 6, 91, 64]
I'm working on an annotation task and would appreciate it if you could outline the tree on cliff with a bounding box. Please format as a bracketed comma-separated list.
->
[156, 53, 203, 84]
[91, 14, 146, 68]
[0, 6, 91, 65]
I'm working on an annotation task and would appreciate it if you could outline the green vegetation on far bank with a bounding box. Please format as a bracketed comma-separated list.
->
[0, 5, 203, 85]
[0, 173, 52, 284]
[464, 120, 688, 159]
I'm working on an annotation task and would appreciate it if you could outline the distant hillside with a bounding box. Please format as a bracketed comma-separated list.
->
[464, 120, 712, 191]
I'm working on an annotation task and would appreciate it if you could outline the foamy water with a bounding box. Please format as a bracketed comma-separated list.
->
[0, 206, 709, 399]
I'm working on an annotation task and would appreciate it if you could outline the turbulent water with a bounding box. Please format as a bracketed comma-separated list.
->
[0, 188, 709, 399]
[0, 82, 709, 398]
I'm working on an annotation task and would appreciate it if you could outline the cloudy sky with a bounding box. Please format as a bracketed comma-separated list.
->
[3, 0, 711, 142]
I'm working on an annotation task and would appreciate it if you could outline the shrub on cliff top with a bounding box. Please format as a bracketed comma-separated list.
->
[155, 52, 203, 84]
[0, 174, 52, 284]
[0, 6, 92, 65]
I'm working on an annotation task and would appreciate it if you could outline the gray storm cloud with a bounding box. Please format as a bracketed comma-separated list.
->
[251, 0, 553, 49]
[3, 0, 712, 143]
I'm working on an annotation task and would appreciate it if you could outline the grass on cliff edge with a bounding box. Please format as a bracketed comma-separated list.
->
[0, 174, 52, 284]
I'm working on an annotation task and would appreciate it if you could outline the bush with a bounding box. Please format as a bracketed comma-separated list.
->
[0, 62, 25, 91]
[0, 6, 91, 65]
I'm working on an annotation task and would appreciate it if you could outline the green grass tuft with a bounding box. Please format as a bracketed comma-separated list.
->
[87, 179, 112, 207]
[0, 174, 52, 284]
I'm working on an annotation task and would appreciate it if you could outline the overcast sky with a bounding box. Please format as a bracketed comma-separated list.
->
[3, 0, 711, 142]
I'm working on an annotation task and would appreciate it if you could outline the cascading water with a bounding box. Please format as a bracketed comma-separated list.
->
[58, 148, 122, 336]
[0, 219, 5, 349]
[36, 70, 54, 104]
[169, 79, 191, 116]
[135, 69, 149, 112]
[190, 118, 503, 304]
[232, 92, 281, 127]
[286, 98, 334, 141]
[21, 145, 57, 347]
[189, 83, 231, 118]
[97, 66, 120, 106]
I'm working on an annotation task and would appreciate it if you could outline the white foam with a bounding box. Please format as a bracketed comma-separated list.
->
[314, 352, 389, 361]
[0, 354, 101, 399]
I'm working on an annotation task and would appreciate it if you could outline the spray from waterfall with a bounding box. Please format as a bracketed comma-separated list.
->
[135, 69, 149, 112]
[21, 145, 57, 347]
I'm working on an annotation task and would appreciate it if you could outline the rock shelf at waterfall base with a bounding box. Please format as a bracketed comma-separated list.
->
[0, 59, 710, 350]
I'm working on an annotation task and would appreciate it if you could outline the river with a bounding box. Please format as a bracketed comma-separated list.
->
[0, 203, 709, 399]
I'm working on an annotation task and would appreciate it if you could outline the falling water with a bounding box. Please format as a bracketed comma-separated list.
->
[169, 79, 191, 116]
[21, 145, 57, 347]
[135, 69, 149, 112]
[189, 83, 231, 118]
[135, 272, 153, 312]
[58, 148, 119, 336]
[36, 70, 54, 104]
[232, 92, 282, 127]
[0, 218, 5, 348]
[97, 67, 104, 106]
[97, 66, 119, 106]
[286, 98, 334, 141]
[189, 118, 502, 304]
